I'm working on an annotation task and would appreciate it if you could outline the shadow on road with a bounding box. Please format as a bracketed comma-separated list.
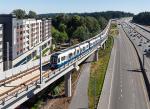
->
[127, 69, 142, 73]
[122, 25, 150, 101]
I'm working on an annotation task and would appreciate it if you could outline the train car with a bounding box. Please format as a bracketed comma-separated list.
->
[95, 37, 100, 44]
[50, 48, 76, 69]
[101, 34, 106, 39]
[89, 39, 96, 48]
[75, 46, 80, 57]
[79, 43, 89, 53]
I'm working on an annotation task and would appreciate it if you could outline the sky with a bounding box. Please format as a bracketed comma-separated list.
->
[0, 0, 150, 14]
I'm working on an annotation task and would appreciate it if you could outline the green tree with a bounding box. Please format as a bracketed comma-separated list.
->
[133, 12, 150, 25]
[97, 17, 108, 29]
[51, 27, 60, 44]
[59, 32, 68, 43]
[28, 11, 37, 18]
[12, 9, 26, 19]
[85, 16, 100, 36]
[58, 23, 67, 32]
[72, 26, 89, 41]
[52, 27, 68, 43]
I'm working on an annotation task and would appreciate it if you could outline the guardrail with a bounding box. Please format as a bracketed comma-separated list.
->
[0, 20, 111, 109]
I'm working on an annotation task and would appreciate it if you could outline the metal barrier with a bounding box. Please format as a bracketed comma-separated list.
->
[0, 20, 111, 109]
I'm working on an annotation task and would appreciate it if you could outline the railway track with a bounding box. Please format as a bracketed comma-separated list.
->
[0, 68, 52, 104]
[0, 61, 49, 86]
[0, 60, 51, 103]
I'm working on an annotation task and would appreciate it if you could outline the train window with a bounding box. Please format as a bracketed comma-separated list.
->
[77, 50, 79, 54]
[83, 47, 85, 51]
[51, 56, 57, 63]
[61, 56, 65, 61]
[69, 53, 73, 58]
[58, 58, 60, 63]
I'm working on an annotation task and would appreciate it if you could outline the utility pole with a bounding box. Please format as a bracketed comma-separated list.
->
[6, 42, 9, 70]
[40, 46, 43, 84]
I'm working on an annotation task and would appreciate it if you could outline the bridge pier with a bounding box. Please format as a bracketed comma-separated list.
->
[65, 72, 72, 97]
[95, 49, 99, 61]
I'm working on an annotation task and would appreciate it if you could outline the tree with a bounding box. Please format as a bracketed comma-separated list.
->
[133, 12, 150, 25]
[51, 27, 60, 44]
[52, 26, 68, 43]
[72, 26, 90, 41]
[58, 23, 67, 32]
[97, 17, 108, 29]
[28, 11, 37, 18]
[59, 32, 68, 43]
[85, 16, 100, 36]
[12, 9, 26, 19]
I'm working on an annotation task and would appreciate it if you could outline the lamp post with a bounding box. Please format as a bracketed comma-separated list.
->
[40, 46, 43, 84]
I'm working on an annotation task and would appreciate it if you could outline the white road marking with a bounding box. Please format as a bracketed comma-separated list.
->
[121, 94, 123, 97]
[128, 32, 150, 109]
[120, 84, 122, 88]
[108, 38, 117, 109]
[132, 79, 133, 84]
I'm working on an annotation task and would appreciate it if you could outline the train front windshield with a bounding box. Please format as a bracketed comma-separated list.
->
[50, 56, 58, 64]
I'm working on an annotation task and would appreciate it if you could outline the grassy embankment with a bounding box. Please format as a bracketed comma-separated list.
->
[88, 23, 118, 109]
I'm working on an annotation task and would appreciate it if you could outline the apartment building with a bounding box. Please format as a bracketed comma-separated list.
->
[0, 24, 3, 71]
[0, 14, 52, 70]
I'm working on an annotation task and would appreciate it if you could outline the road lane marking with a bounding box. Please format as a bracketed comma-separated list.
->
[127, 31, 150, 109]
[108, 38, 117, 109]
[121, 94, 123, 97]
[120, 84, 122, 88]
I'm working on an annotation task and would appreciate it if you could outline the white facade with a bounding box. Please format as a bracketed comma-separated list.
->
[12, 18, 43, 59]
[0, 24, 3, 72]
[11, 18, 51, 67]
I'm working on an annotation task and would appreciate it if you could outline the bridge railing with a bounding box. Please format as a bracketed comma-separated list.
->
[0, 20, 111, 108]
[0, 36, 107, 107]
[0, 20, 111, 81]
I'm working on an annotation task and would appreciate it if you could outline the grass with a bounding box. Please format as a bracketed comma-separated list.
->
[42, 47, 51, 56]
[88, 36, 114, 109]
[88, 23, 118, 108]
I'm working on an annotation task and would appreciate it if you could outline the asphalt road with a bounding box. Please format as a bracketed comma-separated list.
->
[122, 21, 150, 87]
[69, 53, 94, 109]
[108, 24, 149, 109]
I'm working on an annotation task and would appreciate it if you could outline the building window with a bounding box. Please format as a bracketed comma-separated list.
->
[20, 31, 23, 35]
[20, 25, 23, 28]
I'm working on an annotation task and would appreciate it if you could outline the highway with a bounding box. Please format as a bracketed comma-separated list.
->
[108, 23, 149, 109]
[122, 21, 150, 90]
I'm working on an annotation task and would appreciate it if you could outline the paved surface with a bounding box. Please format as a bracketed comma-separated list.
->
[123, 21, 150, 89]
[98, 23, 149, 109]
[97, 33, 117, 109]
[0, 70, 41, 96]
[69, 54, 94, 109]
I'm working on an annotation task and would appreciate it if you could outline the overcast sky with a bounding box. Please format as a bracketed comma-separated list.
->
[0, 0, 150, 14]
